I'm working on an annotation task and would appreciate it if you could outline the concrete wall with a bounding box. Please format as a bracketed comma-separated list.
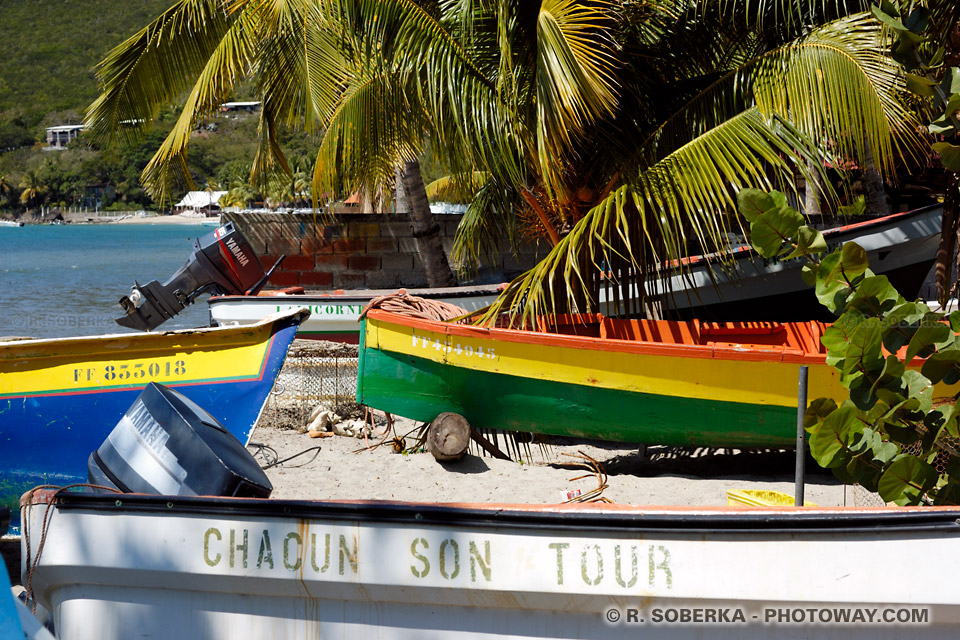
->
[222, 211, 546, 290]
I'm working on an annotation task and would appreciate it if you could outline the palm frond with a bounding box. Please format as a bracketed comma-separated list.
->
[312, 69, 429, 201]
[535, 0, 620, 168]
[476, 109, 824, 325]
[752, 12, 927, 176]
[451, 177, 525, 275]
[138, 6, 260, 200]
[85, 0, 238, 146]
[424, 171, 488, 201]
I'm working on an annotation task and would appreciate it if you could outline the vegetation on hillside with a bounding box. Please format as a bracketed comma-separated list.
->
[0, 0, 173, 146]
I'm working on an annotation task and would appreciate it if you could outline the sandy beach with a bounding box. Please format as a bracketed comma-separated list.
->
[113, 213, 220, 225]
[252, 419, 879, 508]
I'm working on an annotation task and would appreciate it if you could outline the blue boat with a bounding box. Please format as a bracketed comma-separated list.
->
[0, 308, 308, 531]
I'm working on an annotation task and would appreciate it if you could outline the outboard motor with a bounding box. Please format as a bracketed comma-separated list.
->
[88, 382, 273, 498]
[116, 222, 270, 331]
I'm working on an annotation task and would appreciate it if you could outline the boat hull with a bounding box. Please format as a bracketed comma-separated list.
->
[20, 491, 960, 639]
[357, 312, 847, 447]
[0, 309, 307, 530]
[614, 205, 942, 321]
[208, 284, 504, 342]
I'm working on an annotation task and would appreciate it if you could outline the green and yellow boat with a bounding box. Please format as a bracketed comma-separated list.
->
[357, 310, 849, 447]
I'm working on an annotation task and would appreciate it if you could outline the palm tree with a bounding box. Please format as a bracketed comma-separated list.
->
[18, 170, 48, 210]
[86, 1, 928, 312]
[85, 0, 460, 286]
[0, 174, 13, 210]
[318, 1, 926, 323]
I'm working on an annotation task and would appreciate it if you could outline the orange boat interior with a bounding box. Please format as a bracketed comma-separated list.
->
[538, 314, 830, 356]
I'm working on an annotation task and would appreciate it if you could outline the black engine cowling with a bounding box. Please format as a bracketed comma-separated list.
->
[116, 222, 267, 331]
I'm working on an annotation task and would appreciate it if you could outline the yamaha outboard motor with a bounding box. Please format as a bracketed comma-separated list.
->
[88, 382, 273, 498]
[116, 222, 269, 331]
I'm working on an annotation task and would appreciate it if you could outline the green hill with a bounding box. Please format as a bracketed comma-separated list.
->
[0, 0, 172, 142]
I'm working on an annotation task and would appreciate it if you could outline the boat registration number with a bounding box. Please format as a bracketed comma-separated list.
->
[411, 333, 497, 359]
[73, 360, 188, 383]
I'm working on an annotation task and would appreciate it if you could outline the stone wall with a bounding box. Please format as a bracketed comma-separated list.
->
[222, 211, 545, 290]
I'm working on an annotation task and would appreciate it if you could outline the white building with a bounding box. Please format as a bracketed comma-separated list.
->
[175, 191, 228, 216]
[45, 124, 84, 149]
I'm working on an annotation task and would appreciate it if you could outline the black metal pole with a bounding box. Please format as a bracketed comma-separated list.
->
[795, 365, 808, 506]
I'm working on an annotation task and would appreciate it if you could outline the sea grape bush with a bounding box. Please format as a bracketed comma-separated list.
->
[739, 188, 960, 506]
[870, 1, 960, 170]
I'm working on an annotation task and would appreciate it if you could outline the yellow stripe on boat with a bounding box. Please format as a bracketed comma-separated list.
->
[366, 315, 847, 409]
[0, 325, 274, 398]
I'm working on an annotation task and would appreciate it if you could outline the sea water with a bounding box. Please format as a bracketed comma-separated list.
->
[0, 223, 214, 339]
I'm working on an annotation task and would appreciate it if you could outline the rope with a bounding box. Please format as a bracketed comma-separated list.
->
[360, 293, 469, 323]
[22, 484, 122, 612]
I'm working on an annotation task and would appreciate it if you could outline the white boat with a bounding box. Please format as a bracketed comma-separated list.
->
[20, 490, 960, 639]
[604, 204, 943, 321]
[0, 220, 24, 227]
[208, 283, 506, 342]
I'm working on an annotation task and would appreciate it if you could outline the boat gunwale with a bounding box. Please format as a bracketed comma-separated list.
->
[364, 310, 830, 365]
[678, 203, 942, 268]
[209, 283, 507, 303]
[0, 308, 310, 360]
[24, 489, 960, 535]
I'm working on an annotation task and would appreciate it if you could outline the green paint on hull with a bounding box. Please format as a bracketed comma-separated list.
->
[358, 347, 797, 447]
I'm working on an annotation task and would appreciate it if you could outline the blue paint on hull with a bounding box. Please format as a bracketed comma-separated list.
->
[1, 315, 301, 533]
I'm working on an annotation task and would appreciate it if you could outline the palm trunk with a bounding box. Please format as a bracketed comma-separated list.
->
[861, 140, 889, 217]
[936, 172, 960, 303]
[400, 159, 457, 287]
[804, 160, 822, 219]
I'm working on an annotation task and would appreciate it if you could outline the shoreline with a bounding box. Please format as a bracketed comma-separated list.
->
[4, 213, 220, 226]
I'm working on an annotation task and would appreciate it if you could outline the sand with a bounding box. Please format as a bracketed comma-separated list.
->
[251, 418, 876, 508]
[113, 214, 220, 225]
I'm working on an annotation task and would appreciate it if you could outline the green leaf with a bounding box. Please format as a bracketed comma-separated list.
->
[816, 244, 869, 313]
[932, 142, 960, 172]
[929, 114, 957, 137]
[801, 263, 817, 286]
[899, 370, 935, 414]
[945, 94, 960, 118]
[865, 355, 906, 405]
[950, 310, 960, 333]
[877, 454, 939, 504]
[845, 275, 903, 316]
[905, 321, 952, 361]
[942, 403, 960, 439]
[868, 429, 900, 465]
[750, 206, 804, 258]
[807, 402, 861, 468]
[837, 196, 866, 217]
[784, 226, 827, 259]
[932, 481, 960, 506]
[737, 189, 774, 223]
[906, 73, 936, 97]
[871, 4, 906, 29]
[939, 67, 960, 99]
[881, 301, 929, 352]
[903, 7, 931, 34]
[921, 350, 960, 384]
[804, 397, 838, 429]
[892, 31, 924, 69]
[841, 317, 884, 379]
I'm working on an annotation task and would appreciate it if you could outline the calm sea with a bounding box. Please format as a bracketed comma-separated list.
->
[0, 223, 215, 339]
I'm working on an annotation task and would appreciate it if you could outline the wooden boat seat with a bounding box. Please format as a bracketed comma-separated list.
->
[600, 318, 701, 344]
[600, 318, 829, 355]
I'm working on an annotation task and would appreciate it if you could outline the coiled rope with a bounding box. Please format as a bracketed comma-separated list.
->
[360, 293, 469, 323]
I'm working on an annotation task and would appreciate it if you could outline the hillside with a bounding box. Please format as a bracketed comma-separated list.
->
[0, 0, 172, 140]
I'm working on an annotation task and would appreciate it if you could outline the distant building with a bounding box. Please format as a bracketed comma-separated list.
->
[45, 124, 84, 149]
[175, 190, 227, 216]
[218, 101, 261, 113]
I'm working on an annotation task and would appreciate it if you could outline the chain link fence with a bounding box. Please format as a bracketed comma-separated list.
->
[256, 340, 362, 431]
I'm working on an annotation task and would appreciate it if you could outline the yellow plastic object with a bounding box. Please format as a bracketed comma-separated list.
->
[726, 489, 817, 507]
